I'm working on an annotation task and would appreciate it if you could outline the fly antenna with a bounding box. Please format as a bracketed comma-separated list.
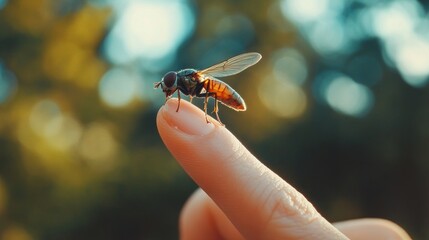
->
[154, 81, 161, 89]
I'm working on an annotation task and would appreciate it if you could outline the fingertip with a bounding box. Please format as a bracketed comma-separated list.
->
[156, 98, 227, 173]
[156, 98, 241, 189]
[179, 189, 220, 240]
[157, 98, 218, 137]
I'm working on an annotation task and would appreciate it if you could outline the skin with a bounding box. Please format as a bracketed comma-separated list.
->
[156, 98, 412, 240]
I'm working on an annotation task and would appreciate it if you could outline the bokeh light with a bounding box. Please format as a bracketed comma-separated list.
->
[280, 0, 330, 23]
[78, 122, 118, 170]
[257, 48, 309, 119]
[370, 1, 421, 40]
[369, 0, 429, 87]
[99, 67, 141, 108]
[280, 0, 352, 58]
[307, 17, 351, 57]
[103, 0, 195, 65]
[28, 99, 83, 151]
[258, 77, 307, 119]
[315, 71, 374, 117]
[390, 35, 429, 87]
[29, 100, 62, 137]
[271, 48, 307, 86]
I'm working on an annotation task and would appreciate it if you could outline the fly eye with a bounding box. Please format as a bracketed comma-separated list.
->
[162, 71, 177, 88]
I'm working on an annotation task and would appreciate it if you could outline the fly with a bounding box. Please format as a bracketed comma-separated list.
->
[154, 52, 262, 124]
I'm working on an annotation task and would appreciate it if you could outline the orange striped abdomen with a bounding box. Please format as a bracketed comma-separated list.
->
[204, 79, 246, 111]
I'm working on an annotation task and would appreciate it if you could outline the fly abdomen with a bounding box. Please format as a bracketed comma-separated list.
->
[204, 79, 246, 111]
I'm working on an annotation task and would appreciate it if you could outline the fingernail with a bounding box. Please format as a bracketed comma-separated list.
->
[161, 99, 216, 136]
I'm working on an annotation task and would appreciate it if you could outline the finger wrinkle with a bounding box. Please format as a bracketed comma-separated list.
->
[259, 181, 328, 238]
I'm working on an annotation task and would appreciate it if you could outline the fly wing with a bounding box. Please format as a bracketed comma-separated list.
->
[199, 52, 262, 78]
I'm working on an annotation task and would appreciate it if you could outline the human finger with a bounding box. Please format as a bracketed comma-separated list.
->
[180, 188, 244, 240]
[157, 99, 347, 239]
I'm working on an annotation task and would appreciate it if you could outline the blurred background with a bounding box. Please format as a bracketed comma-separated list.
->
[0, 0, 428, 239]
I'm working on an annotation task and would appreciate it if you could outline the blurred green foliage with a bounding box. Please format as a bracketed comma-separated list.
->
[0, 0, 428, 239]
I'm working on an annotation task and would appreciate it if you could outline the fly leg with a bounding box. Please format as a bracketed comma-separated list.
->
[212, 96, 223, 125]
[189, 96, 193, 104]
[176, 91, 181, 112]
[196, 90, 218, 124]
[203, 92, 209, 123]
[202, 92, 221, 124]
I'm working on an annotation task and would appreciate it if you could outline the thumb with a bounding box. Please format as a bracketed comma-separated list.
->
[156, 98, 347, 239]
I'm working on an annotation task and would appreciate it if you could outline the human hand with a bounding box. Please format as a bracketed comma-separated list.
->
[156, 99, 411, 240]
